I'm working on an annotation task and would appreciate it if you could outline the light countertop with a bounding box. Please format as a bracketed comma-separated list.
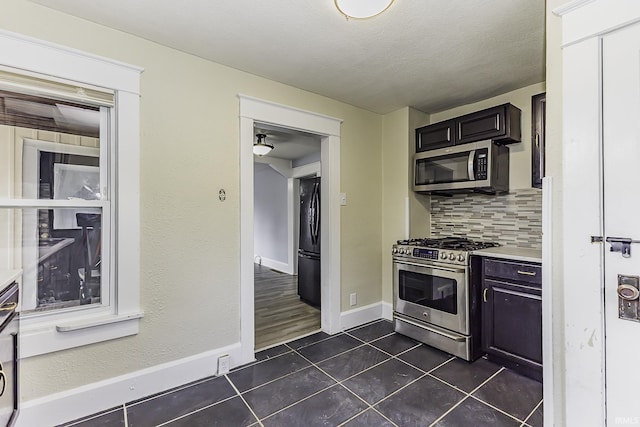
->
[0, 270, 21, 290]
[472, 246, 542, 263]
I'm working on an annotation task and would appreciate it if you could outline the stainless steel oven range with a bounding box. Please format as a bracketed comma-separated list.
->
[392, 237, 498, 361]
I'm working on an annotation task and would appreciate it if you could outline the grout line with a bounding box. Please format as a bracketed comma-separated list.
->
[287, 331, 340, 351]
[343, 329, 395, 344]
[63, 406, 126, 426]
[522, 398, 543, 426]
[292, 346, 397, 427]
[229, 348, 298, 375]
[126, 374, 227, 408]
[466, 394, 530, 425]
[258, 383, 338, 422]
[153, 393, 241, 427]
[239, 364, 316, 394]
[225, 375, 265, 427]
[467, 366, 505, 395]
[427, 395, 471, 426]
[306, 342, 369, 365]
[122, 403, 128, 427]
[423, 368, 509, 427]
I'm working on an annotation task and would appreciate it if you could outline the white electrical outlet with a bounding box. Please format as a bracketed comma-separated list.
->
[350, 293, 357, 307]
[218, 354, 230, 375]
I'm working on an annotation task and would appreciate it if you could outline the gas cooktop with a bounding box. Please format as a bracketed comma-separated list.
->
[396, 237, 500, 251]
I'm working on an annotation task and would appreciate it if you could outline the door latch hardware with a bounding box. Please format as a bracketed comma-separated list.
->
[605, 237, 640, 258]
[591, 236, 603, 243]
[618, 275, 640, 322]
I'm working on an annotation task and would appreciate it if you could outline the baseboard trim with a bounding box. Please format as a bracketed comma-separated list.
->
[340, 302, 383, 330]
[256, 256, 292, 275]
[381, 302, 393, 321]
[16, 342, 243, 427]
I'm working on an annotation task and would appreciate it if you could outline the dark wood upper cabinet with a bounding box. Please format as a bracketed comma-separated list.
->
[416, 119, 455, 151]
[415, 103, 521, 152]
[531, 93, 546, 189]
[456, 104, 521, 145]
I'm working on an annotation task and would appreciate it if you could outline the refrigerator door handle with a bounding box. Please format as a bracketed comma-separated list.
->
[312, 183, 320, 245]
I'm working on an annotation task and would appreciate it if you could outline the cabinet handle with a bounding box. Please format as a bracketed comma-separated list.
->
[517, 270, 537, 276]
[0, 362, 5, 397]
[483, 288, 488, 303]
[0, 302, 17, 312]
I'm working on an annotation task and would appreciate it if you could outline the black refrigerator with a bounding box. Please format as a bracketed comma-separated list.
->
[298, 177, 321, 307]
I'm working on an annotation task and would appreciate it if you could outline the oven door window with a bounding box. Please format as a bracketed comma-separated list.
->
[398, 270, 457, 315]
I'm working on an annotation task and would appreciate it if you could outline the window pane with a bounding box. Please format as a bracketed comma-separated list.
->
[0, 207, 104, 312]
[0, 127, 102, 201]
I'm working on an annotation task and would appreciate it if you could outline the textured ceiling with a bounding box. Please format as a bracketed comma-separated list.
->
[29, 0, 545, 115]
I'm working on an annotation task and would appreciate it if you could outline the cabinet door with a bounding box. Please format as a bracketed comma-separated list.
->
[415, 119, 455, 152]
[457, 105, 506, 144]
[482, 279, 542, 366]
[456, 103, 522, 145]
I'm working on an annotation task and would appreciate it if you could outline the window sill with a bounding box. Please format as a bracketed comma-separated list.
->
[19, 311, 143, 358]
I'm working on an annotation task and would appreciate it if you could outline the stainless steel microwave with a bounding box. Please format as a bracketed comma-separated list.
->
[413, 139, 509, 194]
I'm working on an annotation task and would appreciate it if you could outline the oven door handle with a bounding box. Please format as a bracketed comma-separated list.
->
[394, 260, 466, 275]
[395, 315, 465, 342]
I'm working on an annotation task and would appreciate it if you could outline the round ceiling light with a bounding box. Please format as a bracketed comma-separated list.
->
[334, 0, 394, 19]
[253, 133, 274, 156]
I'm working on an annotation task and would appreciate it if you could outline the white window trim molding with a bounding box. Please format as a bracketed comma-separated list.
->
[0, 29, 144, 358]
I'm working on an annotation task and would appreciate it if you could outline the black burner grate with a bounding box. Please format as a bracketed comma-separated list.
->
[396, 237, 500, 251]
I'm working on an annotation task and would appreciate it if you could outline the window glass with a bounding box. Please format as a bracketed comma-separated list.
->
[0, 75, 112, 314]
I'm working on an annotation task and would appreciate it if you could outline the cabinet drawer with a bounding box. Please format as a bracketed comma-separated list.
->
[484, 258, 541, 286]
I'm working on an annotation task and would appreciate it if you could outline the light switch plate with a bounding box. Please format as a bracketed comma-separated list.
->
[340, 193, 347, 206]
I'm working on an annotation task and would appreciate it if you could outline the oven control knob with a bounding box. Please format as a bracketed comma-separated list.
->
[392, 248, 397, 254]
[440, 252, 447, 260]
[401, 248, 408, 255]
[449, 253, 456, 260]
[457, 254, 465, 262]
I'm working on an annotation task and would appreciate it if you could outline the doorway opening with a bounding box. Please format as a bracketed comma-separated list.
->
[253, 124, 322, 350]
[239, 95, 342, 364]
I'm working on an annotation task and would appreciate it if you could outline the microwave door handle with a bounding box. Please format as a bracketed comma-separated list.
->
[467, 150, 476, 181]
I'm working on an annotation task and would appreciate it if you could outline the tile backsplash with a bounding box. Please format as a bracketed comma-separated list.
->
[430, 189, 542, 249]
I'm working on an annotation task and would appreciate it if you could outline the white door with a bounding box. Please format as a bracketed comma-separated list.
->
[602, 22, 640, 424]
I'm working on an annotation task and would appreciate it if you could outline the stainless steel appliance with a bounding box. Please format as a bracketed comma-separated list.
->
[413, 139, 509, 194]
[298, 177, 321, 307]
[392, 237, 498, 361]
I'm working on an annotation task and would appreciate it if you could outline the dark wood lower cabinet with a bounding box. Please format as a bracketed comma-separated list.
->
[481, 258, 542, 381]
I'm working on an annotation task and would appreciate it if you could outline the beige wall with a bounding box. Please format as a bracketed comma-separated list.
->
[430, 82, 547, 191]
[0, 0, 383, 400]
[380, 107, 429, 304]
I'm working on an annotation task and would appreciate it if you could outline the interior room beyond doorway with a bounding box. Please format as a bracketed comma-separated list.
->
[253, 124, 322, 350]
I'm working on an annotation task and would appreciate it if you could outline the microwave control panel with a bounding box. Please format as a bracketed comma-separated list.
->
[475, 148, 488, 180]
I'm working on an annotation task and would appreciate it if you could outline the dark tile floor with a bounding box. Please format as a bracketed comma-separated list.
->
[61, 320, 543, 427]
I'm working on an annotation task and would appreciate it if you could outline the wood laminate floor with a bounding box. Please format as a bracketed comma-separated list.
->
[254, 263, 321, 350]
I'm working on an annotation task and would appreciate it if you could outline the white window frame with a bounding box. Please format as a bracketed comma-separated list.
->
[0, 29, 143, 358]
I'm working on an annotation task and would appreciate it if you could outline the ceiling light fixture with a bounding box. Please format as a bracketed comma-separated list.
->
[253, 133, 273, 156]
[334, 0, 394, 19]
